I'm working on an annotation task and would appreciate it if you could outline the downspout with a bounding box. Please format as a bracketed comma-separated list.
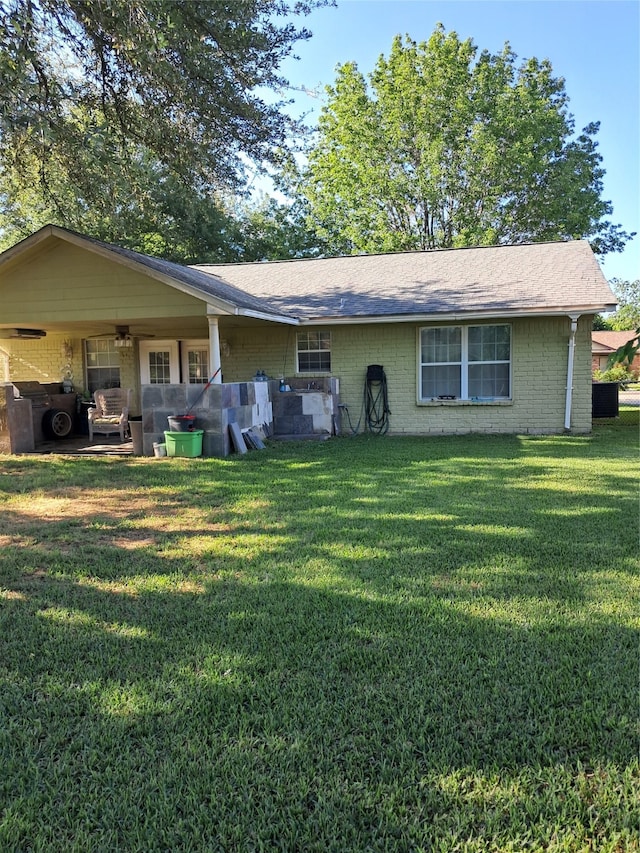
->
[564, 314, 581, 431]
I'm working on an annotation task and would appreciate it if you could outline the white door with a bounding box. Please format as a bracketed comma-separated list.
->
[139, 341, 180, 384]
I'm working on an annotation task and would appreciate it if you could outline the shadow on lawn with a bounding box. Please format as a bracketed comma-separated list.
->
[1, 568, 638, 848]
[1, 430, 638, 848]
[2, 543, 637, 775]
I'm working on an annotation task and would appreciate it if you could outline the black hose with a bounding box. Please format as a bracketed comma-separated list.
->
[365, 364, 391, 434]
[339, 365, 391, 436]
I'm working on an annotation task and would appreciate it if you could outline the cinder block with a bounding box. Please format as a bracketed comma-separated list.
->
[203, 430, 226, 458]
[142, 385, 164, 408]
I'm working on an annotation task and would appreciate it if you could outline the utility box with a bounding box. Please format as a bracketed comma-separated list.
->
[592, 382, 619, 418]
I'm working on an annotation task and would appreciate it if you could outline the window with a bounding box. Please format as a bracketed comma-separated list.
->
[148, 350, 172, 384]
[419, 324, 511, 401]
[85, 339, 120, 393]
[297, 330, 331, 372]
[181, 341, 210, 384]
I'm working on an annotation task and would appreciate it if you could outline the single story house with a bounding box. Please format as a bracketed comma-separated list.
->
[0, 225, 616, 455]
[592, 330, 640, 375]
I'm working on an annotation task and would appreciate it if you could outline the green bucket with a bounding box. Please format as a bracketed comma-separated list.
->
[164, 430, 203, 458]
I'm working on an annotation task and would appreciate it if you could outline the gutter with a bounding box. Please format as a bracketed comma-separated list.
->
[299, 306, 614, 326]
[564, 314, 581, 431]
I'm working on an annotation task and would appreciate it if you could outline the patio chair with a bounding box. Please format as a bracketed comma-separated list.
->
[88, 388, 131, 442]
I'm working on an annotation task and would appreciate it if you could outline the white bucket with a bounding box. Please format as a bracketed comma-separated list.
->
[153, 442, 167, 457]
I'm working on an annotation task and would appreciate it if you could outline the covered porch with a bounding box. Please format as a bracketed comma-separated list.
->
[0, 226, 338, 455]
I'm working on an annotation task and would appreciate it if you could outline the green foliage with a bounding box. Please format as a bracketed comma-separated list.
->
[0, 0, 328, 258]
[606, 279, 640, 331]
[608, 329, 640, 370]
[0, 428, 638, 849]
[1, 0, 324, 188]
[0, 128, 243, 262]
[232, 194, 327, 261]
[298, 26, 634, 256]
[593, 364, 635, 383]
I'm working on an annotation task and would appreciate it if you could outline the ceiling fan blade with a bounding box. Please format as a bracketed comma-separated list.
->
[87, 326, 154, 340]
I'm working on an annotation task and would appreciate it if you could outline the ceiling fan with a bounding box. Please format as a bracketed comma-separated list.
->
[88, 325, 155, 347]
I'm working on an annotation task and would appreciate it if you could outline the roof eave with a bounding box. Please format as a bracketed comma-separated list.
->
[299, 304, 617, 325]
[210, 306, 299, 326]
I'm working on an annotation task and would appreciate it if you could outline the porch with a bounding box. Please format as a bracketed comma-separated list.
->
[1, 378, 340, 457]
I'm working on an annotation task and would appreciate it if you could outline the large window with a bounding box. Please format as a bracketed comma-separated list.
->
[85, 339, 120, 393]
[297, 331, 331, 372]
[420, 324, 511, 401]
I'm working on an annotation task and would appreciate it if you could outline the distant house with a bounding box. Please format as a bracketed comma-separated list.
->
[592, 330, 640, 375]
[0, 225, 616, 454]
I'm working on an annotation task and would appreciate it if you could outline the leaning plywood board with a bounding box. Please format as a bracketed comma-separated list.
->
[229, 422, 248, 454]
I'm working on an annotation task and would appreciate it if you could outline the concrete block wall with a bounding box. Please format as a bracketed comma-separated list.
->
[141, 381, 273, 457]
[270, 378, 338, 436]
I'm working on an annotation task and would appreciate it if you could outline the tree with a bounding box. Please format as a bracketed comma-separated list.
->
[0, 113, 245, 262]
[0, 0, 326, 249]
[298, 27, 634, 256]
[606, 279, 640, 331]
[232, 195, 327, 261]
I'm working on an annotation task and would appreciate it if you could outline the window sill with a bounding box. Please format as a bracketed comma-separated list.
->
[417, 398, 512, 407]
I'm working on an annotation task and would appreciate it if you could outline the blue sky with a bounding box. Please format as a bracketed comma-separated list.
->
[276, 0, 639, 282]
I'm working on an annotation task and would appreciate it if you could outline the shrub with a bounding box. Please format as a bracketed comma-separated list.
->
[593, 364, 635, 383]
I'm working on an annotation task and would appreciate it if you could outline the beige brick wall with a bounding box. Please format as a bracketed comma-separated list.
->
[223, 315, 594, 435]
[2, 335, 142, 412]
[2, 316, 595, 435]
[2, 335, 85, 391]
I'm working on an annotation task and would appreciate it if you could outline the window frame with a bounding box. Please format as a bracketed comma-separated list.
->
[296, 330, 331, 374]
[418, 323, 512, 402]
[84, 338, 121, 394]
[138, 340, 180, 385]
[180, 340, 210, 384]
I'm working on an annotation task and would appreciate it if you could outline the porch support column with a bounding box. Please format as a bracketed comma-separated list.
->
[207, 315, 223, 383]
[564, 313, 580, 431]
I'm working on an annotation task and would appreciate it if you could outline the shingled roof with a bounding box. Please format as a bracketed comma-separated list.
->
[0, 226, 616, 326]
[592, 330, 639, 353]
[195, 240, 616, 322]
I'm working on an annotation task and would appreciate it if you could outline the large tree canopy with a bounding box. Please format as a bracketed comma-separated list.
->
[298, 27, 634, 256]
[0, 0, 325, 250]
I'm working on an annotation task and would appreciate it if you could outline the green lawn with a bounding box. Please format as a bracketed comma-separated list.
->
[1, 414, 638, 852]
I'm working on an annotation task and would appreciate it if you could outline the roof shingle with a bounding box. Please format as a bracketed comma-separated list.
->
[194, 240, 616, 321]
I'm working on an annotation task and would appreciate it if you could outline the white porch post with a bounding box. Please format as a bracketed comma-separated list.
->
[207, 315, 223, 383]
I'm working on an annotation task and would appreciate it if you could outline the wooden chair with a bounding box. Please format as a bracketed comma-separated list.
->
[88, 388, 131, 441]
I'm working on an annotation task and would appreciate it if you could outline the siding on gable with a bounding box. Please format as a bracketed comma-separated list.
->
[0, 242, 207, 324]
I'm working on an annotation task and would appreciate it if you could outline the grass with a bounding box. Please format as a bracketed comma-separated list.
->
[1, 411, 638, 852]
